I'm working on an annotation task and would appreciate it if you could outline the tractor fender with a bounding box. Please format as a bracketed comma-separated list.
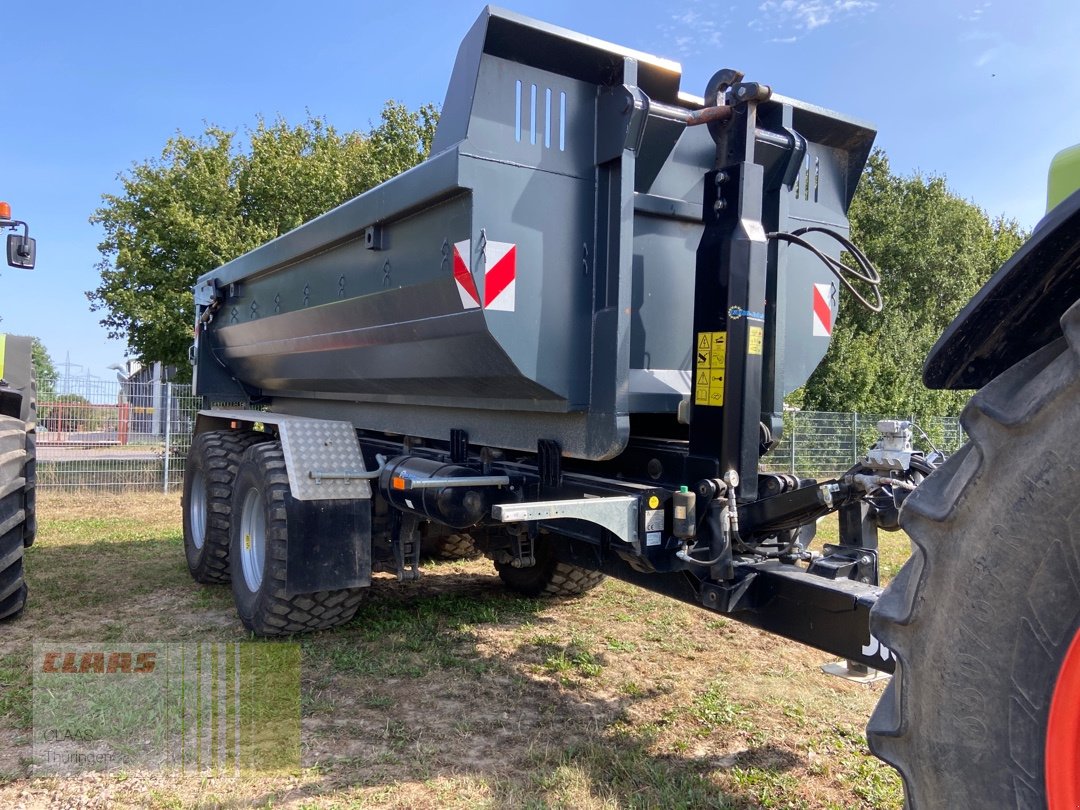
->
[924, 187, 1080, 390]
[0, 334, 36, 424]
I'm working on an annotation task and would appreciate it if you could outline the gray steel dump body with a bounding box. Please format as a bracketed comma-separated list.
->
[193, 6, 874, 460]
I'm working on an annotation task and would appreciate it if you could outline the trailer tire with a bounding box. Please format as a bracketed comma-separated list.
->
[495, 541, 606, 598]
[427, 533, 480, 560]
[0, 414, 30, 621]
[868, 304, 1080, 808]
[229, 442, 365, 636]
[183, 429, 270, 584]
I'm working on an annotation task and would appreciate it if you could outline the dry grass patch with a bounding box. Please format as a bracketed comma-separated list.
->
[35, 490, 180, 525]
[0, 492, 911, 808]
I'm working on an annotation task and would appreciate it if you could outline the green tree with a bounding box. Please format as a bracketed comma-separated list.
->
[797, 149, 1027, 419]
[30, 338, 58, 398]
[88, 102, 439, 376]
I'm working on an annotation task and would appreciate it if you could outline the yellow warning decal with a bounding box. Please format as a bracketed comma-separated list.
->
[694, 331, 727, 406]
[748, 326, 763, 356]
[0, 333, 5, 381]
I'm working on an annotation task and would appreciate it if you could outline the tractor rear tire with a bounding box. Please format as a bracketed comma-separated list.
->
[495, 540, 606, 598]
[229, 441, 366, 636]
[868, 302, 1080, 807]
[22, 430, 35, 547]
[0, 415, 31, 621]
[183, 429, 270, 584]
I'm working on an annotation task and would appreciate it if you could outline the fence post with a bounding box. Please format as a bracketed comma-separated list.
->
[853, 412, 859, 464]
[789, 416, 796, 474]
[118, 402, 129, 446]
[163, 383, 172, 493]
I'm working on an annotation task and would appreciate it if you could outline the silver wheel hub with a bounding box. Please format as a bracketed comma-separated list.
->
[189, 469, 207, 550]
[238, 487, 266, 592]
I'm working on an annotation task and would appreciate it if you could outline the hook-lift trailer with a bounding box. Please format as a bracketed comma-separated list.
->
[185, 6, 907, 672]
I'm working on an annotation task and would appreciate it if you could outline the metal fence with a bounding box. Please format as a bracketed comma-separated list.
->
[34, 379, 965, 490]
[37, 379, 198, 492]
[763, 410, 965, 479]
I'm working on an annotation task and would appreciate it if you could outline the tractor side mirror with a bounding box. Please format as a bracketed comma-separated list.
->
[7, 234, 35, 269]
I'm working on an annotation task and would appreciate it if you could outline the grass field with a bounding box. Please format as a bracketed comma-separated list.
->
[0, 492, 909, 809]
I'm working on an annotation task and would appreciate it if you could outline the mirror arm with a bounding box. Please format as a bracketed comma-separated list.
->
[3, 220, 31, 255]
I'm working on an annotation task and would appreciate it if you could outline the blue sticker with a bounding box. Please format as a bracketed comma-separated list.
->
[727, 306, 765, 321]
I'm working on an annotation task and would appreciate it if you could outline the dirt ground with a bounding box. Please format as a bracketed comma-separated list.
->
[0, 492, 905, 809]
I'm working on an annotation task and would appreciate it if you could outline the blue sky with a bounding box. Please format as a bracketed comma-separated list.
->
[2, 0, 1077, 385]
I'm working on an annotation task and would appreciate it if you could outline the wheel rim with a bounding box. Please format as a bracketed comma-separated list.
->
[188, 469, 207, 550]
[1046, 626, 1080, 809]
[238, 487, 266, 592]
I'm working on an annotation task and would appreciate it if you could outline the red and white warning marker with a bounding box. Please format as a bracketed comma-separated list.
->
[482, 241, 516, 311]
[453, 240, 481, 310]
[452, 239, 517, 312]
[812, 282, 834, 337]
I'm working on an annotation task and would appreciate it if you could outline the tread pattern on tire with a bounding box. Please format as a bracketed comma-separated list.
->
[0, 414, 29, 620]
[868, 311, 1080, 808]
[540, 562, 606, 597]
[495, 542, 606, 598]
[22, 429, 35, 547]
[22, 372, 36, 547]
[184, 429, 270, 584]
[234, 442, 366, 636]
[432, 533, 480, 559]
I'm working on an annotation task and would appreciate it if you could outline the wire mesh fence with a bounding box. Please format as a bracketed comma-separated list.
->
[34, 378, 965, 490]
[763, 410, 965, 479]
[36, 379, 198, 492]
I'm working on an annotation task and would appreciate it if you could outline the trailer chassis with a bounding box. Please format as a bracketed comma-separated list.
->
[195, 408, 893, 672]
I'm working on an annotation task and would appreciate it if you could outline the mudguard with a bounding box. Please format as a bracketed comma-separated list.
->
[924, 188, 1080, 390]
[0, 334, 35, 423]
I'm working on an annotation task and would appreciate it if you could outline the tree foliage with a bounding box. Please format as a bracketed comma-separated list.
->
[30, 338, 58, 398]
[797, 149, 1027, 418]
[88, 102, 439, 375]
